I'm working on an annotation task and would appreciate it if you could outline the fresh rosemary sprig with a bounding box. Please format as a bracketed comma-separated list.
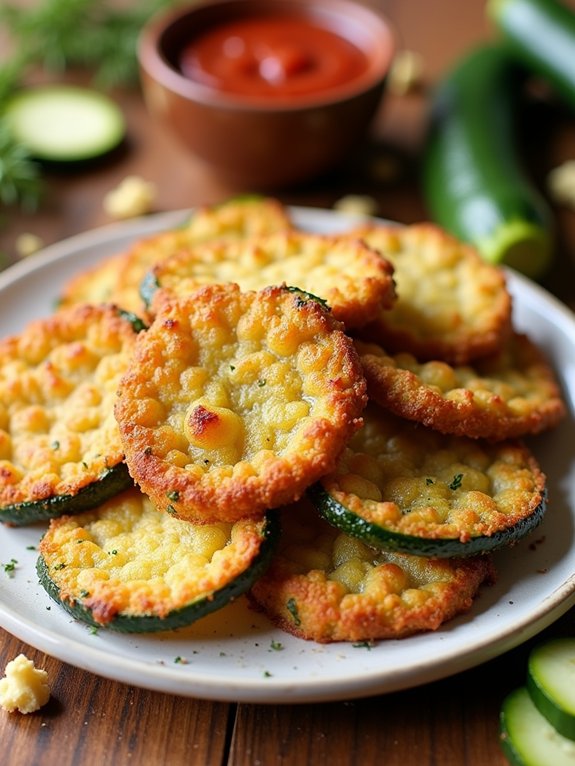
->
[0, 0, 178, 90]
[0, 124, 42, 212]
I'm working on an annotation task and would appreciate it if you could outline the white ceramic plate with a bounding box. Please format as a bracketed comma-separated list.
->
[0, 208, 574, 704]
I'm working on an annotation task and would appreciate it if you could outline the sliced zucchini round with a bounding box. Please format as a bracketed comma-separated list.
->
[0, 304, 144, 526]
[307, 481, 546, 558]
[500, 687, 575, 766]
[307, 404, 547, 558]
[37, 488, 279, 632]
[4, 85, 125, 163]
[249, 497, 494, 643]
[527, 638, 575, 740]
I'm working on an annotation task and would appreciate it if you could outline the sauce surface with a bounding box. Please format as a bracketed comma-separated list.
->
[179, 15, 370, 102]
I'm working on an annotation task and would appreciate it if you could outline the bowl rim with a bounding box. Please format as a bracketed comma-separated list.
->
[137, 0, 397, 113]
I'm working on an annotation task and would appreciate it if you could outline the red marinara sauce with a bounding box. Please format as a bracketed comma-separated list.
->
[179, 15, 370, 102]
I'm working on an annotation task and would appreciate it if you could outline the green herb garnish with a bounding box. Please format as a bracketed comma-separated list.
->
[269, 640, 284, 652]
[448, 473, 463, 490]
[286, 598, 301, 627]
[2, 558, 18, 576]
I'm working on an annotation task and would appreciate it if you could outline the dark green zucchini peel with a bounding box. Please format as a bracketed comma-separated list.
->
[0, 464, 133, 527]
[307, 482, 548, 558]
[37, 502, 279, 633]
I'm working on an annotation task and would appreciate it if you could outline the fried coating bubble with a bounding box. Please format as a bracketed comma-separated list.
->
[58, 196, 293, 316]
[357, 332, 566, 441]
[353, 223, 512, 365]
[249, 498, 495, 643]
[312, 404, 547, 553]
[115, 284, 367, 524]
[143, 230, 396, 330]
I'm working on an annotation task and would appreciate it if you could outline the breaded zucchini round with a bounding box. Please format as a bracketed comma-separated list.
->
[353, 223, 512, 364]
[357, 332, 566, 441]
[0, 304, 142, 525]
[115, 284, 367, 524]
[37, 488, 278, 632]
[141, 230, 396, 329]
[249, 498, 495, 643]
[58, 196, 292, 316]
[308, 404, 547, 557]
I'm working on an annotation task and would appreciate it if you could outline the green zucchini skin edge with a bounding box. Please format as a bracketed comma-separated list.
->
[36, 511, 280, 633]
[499, 688, 535, 766]
[499, 686, 575, 766]
[422, 43, 553, 279]
[488, 0, 575, 109]
[0, 464, 134, 527]
[307, 482, 547, 558]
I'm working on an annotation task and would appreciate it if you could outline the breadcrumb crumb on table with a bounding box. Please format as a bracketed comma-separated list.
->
[333, 195, 379, 218]
[103, 176, 156, 219]
[387, 50, 425, 96]
[0, 654, 50, 714]
[15, 233, 44, 258]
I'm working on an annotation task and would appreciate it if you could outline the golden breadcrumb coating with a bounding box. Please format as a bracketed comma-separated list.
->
[353, 223, 512, 364]
[0, 304, 140, 511]
[357, 332, 566, 441]
[115, 284, 367, 524]
[146, 230, 396, 329]
[58, 196, 293, 316]
[315, 404, 547, 546]
[39, 487, 271, 625]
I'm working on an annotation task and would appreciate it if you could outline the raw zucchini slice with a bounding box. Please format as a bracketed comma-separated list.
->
[527, 638, 575, 740]
[4, 85, 125, 162]
[307, 404, 547, 558]
[500, 687, 575, 766]
[37, 488, 279, 632]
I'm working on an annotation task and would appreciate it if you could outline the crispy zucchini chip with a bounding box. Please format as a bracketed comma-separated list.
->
[115, 284, 367, 524]
[353, 223, 512, 364]
[142, 230, 396, 329]
[37, 488, 278, 632]
[58, 195, 292, 316]
[357, 332, 566, 441]
[0, 304, 141, 525]
[308, 404, 547, 557]
[249, 498, 495, 643]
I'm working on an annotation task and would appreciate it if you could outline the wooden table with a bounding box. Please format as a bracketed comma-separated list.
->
[1, 2, 575, 764]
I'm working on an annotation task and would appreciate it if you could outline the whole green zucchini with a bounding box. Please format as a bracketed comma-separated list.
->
[422, 44, 554, 279]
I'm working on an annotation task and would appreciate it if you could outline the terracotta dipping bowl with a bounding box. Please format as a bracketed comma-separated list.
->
[138, 0, 396, 189]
